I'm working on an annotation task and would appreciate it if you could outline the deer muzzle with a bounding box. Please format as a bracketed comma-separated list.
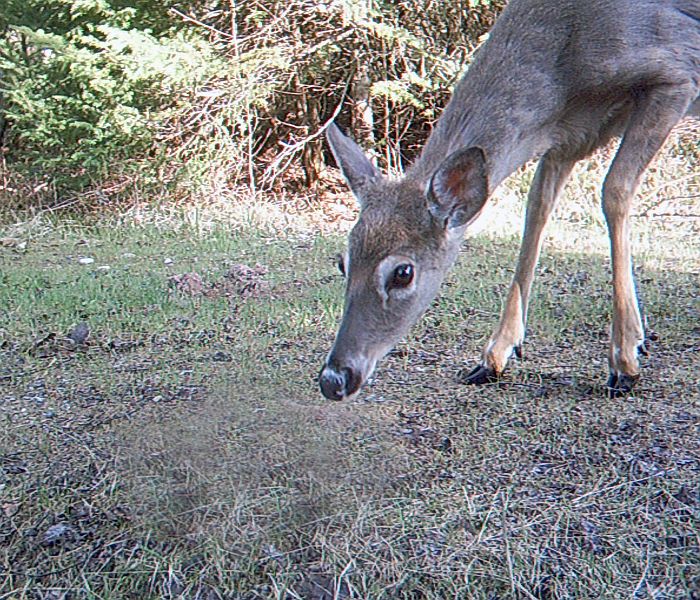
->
[318, 364, 363, 401]
[319, 347, 379, 400]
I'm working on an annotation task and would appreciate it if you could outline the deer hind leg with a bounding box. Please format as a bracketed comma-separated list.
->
[602, 85, 693, 397]
[464, 154, 575, 384]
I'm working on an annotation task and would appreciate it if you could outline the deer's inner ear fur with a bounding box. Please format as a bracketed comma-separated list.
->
[327, 123, 380, 202]
[427, 147, 489, 229]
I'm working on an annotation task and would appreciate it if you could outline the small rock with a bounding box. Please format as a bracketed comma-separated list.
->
[42, 523, 76, 546]
[164, 258, 174, 265]
[97, 265, 111, 272]
[78, 257, 94, 265]
[212, 351, 232, 362]
[67, 322, 90, 346]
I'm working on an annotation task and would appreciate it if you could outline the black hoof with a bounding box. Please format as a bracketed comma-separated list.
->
[459, 364, 499, 385]
[513, 345, 523, 360]
[606, 372, 639, 398]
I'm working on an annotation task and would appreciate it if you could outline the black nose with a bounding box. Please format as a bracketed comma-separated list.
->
[319, 365, 361, 400]
[319, 366, 348, 400]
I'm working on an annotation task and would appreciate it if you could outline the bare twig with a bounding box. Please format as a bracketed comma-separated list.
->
[261, 85, 350, 186]
[170, 8, 233, 39]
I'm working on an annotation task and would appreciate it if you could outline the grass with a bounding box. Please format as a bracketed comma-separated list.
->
[0, 156, 699, 598]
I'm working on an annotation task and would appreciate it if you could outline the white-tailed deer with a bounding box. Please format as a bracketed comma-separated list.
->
[319, 0, 700, 401]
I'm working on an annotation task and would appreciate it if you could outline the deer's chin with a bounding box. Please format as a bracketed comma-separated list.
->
[339, 388, 363, 402]
[347, 357, 379, 399]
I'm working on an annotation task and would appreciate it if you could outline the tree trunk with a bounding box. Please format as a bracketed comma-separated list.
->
[351, 66, 374, 149]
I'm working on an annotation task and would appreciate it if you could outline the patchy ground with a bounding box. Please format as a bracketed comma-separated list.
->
[0, 214, 698, 598]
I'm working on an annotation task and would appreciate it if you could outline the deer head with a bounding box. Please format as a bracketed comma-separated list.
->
[318, 124, 489, 400]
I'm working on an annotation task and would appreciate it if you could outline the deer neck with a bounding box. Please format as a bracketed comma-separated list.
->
[407, 92, 554, 191]
[406, 28, 562, 191]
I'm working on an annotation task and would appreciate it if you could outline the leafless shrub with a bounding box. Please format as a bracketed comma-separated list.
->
[168, 0, 505, 191]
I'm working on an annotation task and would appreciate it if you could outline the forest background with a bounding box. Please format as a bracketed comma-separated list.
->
[0, 0, 507, 210]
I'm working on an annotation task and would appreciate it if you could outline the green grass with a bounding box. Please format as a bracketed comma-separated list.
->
[0, 222, 343, 339]
[0, 208, 698, 599]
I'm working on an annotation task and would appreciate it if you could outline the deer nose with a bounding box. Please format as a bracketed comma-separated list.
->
[318, 365, 360, 401]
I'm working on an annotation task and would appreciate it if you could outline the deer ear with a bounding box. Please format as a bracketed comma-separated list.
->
[427, 147, 488, 230]
[327, 123, 379, 199]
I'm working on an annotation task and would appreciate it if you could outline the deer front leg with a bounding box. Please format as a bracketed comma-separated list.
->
[602, 85, 693, 397]
[464, 155, 574, 384]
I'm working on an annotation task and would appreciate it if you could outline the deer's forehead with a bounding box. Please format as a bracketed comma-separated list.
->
[348, 216, 410, 259]
[348, 208, 439, 263]
[346, 181, 437, 260]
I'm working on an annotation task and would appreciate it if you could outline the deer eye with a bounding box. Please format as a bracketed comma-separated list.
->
[390, 264, 414, 289]
[336, 254, 346, 277]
